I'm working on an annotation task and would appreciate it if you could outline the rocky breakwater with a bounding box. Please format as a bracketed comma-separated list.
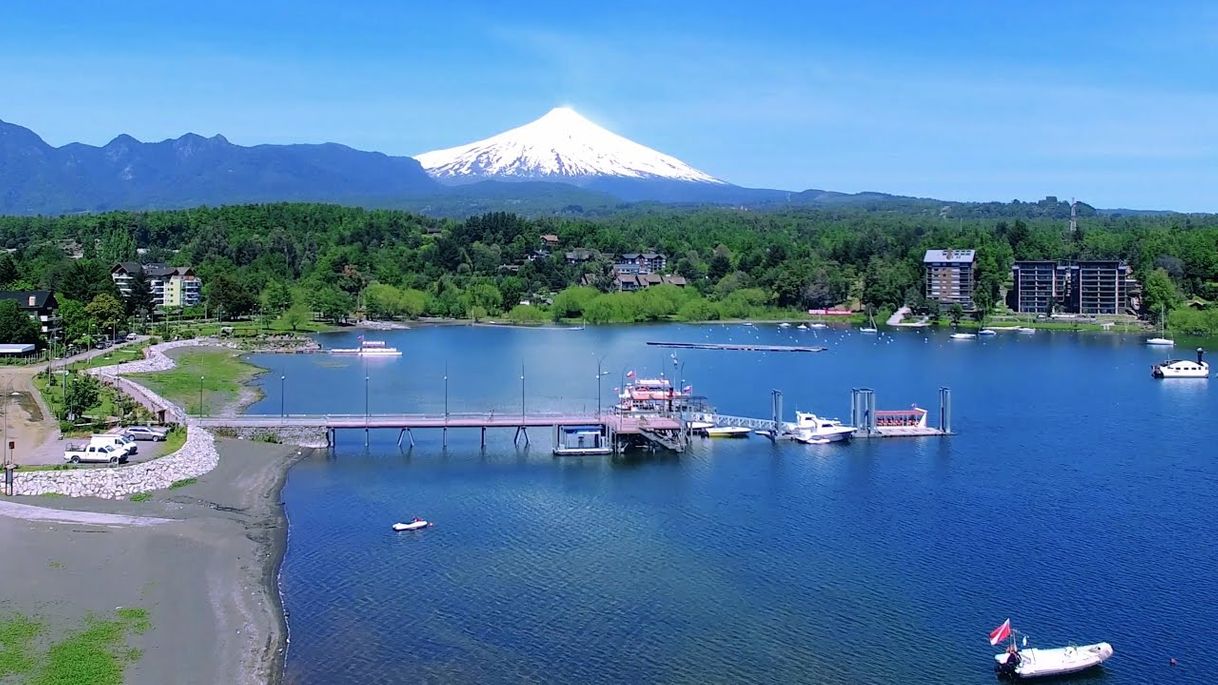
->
[13, 423, 218, 499]
[13, 339, 224, 498]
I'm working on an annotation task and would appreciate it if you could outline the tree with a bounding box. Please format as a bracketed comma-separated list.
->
[364, 282, 405, 319]
[261, 281, 294, 315]
[551, 286, 598, 320]
[309, 286, 353, 323]
[0, 254, 19, 287]
[64, 374, 101, 421]
[85, 293, 126, 334]
[124, 269, 155, 319]
[0, 300, 40, 345]
[283, 303, 310, 331]
[1141, 267, 1182, 317]
[205, 272, 257, 320]
[948, 303, 965, 326]
[59, 299, 89, 346]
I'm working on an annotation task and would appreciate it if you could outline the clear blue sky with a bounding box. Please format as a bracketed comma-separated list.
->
[2, 1, 1215, 210]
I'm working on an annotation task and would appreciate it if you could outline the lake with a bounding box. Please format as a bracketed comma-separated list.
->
[249, 323, 1217, 684]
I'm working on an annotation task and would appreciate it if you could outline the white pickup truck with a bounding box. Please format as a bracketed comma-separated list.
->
[90, 433, 138, 457]
[64, 443, 126, 465]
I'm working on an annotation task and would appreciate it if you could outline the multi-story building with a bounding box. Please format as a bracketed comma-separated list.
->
[1076, 260, 1132, 315]
[923, 249, 976, 309]
[1010, 260, 1137, 315]
[616, 252, 667, 274]
[1011, 261, 1066, 313]
[111, 263, 202, 308]
[0, 291, 60, 339]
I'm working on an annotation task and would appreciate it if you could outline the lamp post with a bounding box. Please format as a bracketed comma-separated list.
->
[199, 375, 205, 416]
[280, 375, 285, 417]
[443, 361, 449, 420]
[365, 375, 370, 419]
[520, 361, 525, 421]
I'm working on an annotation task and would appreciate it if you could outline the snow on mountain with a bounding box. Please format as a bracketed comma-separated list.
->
[416, 107, 724, 185]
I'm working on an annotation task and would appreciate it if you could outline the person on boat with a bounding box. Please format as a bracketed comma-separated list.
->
[1005, 644, 1021, 665]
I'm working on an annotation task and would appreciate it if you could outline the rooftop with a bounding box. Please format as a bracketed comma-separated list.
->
[924, 249, 976, 264]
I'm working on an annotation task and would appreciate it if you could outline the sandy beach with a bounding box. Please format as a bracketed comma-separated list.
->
[0, 437, 305, 684]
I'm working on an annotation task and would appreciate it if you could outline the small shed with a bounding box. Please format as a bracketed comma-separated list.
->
[0, 343, 36, 358]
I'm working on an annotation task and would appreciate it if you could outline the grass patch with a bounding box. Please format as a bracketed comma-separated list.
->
[161, 426, 187, 454]
[129, 492, 152, 502]
[127, 348, 263, 415]
[75, 343, 149, 371]
[0, 614, 43, 678]
[169, 477, 197, 490]
[31, 610, 147, 685]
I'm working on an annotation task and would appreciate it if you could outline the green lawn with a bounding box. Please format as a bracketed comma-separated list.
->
[74, 343, 150, 371]
[127, 349, 263, 415]
[0, 608, 147, 685]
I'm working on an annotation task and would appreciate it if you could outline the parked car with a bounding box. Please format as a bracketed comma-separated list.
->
[89, 433, 138, 457]
[94, 340, 112, 349]
[64, 443, 125, 464]
[125, 426, 168, 441]
[125, 333, 139, 341]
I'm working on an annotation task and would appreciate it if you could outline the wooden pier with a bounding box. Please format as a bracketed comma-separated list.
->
[194, 412, 687, 453]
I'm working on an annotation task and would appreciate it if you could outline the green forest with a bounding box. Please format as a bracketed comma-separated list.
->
[1, 198, 1218, 346]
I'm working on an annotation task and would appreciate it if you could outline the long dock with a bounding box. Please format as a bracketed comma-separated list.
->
[194, 412, 686, 451]
[646, 341, 827, 353]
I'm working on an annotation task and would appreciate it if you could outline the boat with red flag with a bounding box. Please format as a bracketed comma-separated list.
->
[989, 619, 1113, 680]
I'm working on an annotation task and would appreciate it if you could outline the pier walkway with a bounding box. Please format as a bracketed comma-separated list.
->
[193, 412, 685, 450]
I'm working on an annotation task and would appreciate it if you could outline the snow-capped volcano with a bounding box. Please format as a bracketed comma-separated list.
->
[416, 107, 723, 185]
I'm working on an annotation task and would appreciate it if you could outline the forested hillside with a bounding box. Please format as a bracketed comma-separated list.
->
[1, 201, 1216, 340]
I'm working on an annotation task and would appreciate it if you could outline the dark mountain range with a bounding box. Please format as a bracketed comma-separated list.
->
[0, 119, 438, 215]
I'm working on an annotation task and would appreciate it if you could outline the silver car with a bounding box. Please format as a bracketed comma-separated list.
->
[124, 426, 168, 442]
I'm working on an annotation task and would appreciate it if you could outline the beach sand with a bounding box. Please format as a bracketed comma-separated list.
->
[0, 437, 304, 684]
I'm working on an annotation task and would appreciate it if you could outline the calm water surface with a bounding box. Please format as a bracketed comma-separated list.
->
[253, 324, 1217, 684]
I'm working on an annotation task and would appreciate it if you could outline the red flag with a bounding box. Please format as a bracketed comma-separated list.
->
[989, 619, 1011, 646]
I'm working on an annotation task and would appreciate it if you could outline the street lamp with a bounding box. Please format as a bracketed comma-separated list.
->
[199, 375, 205, 416]
[520, 362, 525, 421]
[443, 361, 449, 420]
[280, 375, 285, 417]
[365, 375, 370, 418]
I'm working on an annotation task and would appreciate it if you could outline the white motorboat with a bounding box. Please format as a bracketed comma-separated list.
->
[1152, 348, 1209, 378]
[808, 322, 828, 329]
[704, 426, 751, 438]
[1146, 337, 1175, 346]
[392, 518, 432, 531]
[978, 329, 997, 336]
[786, 412, 855, 443]
[331, 339, 402, 356]
[950, 332, 976, 340]
[687, 420, 715, 431]
[1016, 327, 1036, 334]
[796, 324, 808, 330]
[990, 619, 1113, 680]
[779, 322, 792, 328]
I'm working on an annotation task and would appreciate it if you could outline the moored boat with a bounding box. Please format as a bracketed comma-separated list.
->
[1152, 348, 1209, 378]
[331, 339, 402, 356]
[950, 332, 976, 340]
[978, 329, 997, 336]
[786, 411, 854, 443]
[704, 426, 751, 438]
[990, 619, 1114, 680]
[392, 518, 432, 531]
[1146, 337, 1175, 346]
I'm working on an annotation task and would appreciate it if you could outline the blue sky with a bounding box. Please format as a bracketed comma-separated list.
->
[2, 1, 1215, 210]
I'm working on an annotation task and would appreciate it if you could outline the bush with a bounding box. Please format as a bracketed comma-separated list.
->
[505, 304, 548, 324]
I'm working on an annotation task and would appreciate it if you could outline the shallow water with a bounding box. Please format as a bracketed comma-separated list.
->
[257, 324, 1217, 684]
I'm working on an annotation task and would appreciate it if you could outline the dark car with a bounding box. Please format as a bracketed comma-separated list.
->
[125, 426, 169, 441]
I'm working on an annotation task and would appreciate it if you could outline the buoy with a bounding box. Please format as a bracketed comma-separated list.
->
[1170, 658, 1177, 667]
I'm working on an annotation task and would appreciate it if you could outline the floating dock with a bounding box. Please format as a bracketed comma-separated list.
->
[646, 341, 827, 353]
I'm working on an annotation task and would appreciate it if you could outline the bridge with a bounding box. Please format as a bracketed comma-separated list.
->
[193, 412, 686, 451]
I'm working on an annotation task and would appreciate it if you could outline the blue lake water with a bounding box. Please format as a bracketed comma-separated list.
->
[253, 324, 1218, 684]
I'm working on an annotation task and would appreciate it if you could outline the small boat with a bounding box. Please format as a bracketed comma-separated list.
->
[859, 311, 878, 334]
[779, 322, 791, 328]
[796, 324, 808, 330]
[978, 329, 997, 336]
[1146, 337, 1175, 346]
[1146, 305, 1173, 347]
[1152, 348, 1209, 378]
[808, 322, 828, 330]
[950, 332, 976, 340]
[704, 426, 751, 438]
[990, 619, 1113, 680]
[331, 339, 402, 356]
[1016, 327, 1036, 334]
[392, 518, 432, 531]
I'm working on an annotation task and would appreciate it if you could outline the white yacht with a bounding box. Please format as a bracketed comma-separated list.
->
[330, 339, 403, 356]
[1146, 337, 1175, 346]
[786, 412, 855, 443]
[1152, 348, 1209, 378]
